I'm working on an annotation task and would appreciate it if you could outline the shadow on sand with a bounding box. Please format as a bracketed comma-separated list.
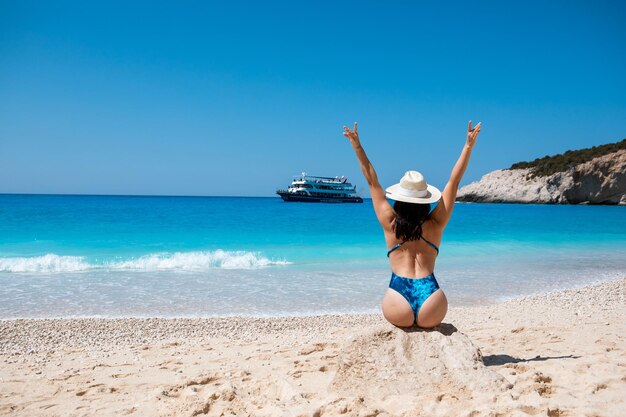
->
[396, 324, 580, 367]
[483, 354, 581, 366]
[401, 322, 459, 336]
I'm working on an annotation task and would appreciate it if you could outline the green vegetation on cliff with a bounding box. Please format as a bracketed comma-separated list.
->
[509, 138, 626, 177]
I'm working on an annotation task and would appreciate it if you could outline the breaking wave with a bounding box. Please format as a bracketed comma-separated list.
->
[0, 250, 291, 273]
[0, 254, 92, 273]
[113, 250, 290, 270]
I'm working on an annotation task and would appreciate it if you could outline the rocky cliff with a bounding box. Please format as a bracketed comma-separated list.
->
[457, 149, 626, 205]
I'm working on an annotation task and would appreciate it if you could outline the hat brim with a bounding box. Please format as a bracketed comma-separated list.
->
[385, 183, 442, 204]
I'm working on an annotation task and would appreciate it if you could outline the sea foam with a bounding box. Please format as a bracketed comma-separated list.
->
[112, 250, 290, 271]
[0, 250, 290, 273]
[0, 254, 92, 273]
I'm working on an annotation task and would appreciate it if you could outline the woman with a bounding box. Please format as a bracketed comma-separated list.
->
[342, 120, 481, 328]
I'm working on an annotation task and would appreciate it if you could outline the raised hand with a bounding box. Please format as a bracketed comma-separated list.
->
[343, 122, 360, 146]
[466, 120, 481, 149]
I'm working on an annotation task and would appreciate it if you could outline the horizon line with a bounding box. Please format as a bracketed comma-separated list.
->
[0, 192, 373, 199]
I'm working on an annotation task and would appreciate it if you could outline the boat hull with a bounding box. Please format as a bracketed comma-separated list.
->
[277, 192, 363, 203]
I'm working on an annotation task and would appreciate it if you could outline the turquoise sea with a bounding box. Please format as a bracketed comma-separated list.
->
[0, 194, 624, 318]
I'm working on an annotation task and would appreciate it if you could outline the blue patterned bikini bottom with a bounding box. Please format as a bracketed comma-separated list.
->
[388, 272, 440, 322]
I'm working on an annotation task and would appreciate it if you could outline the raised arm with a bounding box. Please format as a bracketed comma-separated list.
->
[343, 122, 394, 230]
[431, 120, 481, 228]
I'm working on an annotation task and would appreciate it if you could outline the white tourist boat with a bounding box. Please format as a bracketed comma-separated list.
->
[276, 173, 363, 203]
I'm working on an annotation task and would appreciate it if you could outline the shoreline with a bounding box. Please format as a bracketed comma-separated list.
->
[1, 277, 624, 351]
[1, 277, 625, 416]
[1, 275, 624, 323]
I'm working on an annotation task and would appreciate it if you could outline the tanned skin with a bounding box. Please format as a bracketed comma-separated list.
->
[343, 121, 481, 327]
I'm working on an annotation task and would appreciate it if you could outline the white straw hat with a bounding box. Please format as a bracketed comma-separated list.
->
[385, 171, 441, 204]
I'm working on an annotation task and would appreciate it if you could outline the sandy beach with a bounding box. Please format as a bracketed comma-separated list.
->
[1, 278, 624, 417]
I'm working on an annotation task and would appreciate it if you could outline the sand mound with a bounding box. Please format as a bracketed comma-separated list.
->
[330, 324, 513, 415]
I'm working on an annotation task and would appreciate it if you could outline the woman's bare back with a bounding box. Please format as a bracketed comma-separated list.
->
[382, 219, 448, 327]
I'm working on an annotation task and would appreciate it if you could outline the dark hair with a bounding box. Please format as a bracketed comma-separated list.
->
[393, 201, 431, 242]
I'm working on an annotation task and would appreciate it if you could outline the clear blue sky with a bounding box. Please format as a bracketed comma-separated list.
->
[1, 1, 625, 196]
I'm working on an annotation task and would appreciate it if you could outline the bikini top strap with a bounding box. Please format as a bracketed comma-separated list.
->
[386, 242, 404, 257]
[421, 236, 440, 255]
[388, 237, 439, 257]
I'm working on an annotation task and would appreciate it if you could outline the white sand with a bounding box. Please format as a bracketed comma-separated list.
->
[1, 278, 624, 417]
